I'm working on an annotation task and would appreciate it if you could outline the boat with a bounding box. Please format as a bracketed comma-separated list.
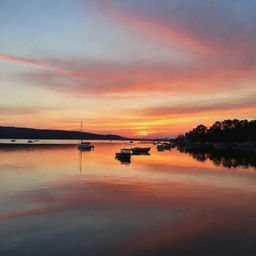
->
[10, 139, 16, 142]
[162, 142, 172, 149]
[27, 140, 33, 143]
[78, 142, 94, 151]
[131, 147, 151, 154]
[77, 121, 94, 151]
[157, 144, 164, 151]
[115, 148, 131, 160]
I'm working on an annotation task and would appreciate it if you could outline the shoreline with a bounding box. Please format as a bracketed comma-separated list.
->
[174, 141, 256, 152]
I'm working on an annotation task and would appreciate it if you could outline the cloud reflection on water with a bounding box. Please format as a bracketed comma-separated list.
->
[0, 143, 256, 255]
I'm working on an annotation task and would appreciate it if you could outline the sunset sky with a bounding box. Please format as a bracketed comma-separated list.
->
[1, 0, 256, 138]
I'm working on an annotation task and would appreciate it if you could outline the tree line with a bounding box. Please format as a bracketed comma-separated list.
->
[175, 119, 256, 143]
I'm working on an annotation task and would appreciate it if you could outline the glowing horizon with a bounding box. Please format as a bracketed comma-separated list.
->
[1, 0, 256, 138]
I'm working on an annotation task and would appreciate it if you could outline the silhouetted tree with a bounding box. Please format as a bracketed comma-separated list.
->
[175, 119, 256, 143]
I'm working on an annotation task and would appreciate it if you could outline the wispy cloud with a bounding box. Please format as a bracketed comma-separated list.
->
[0, 106, 56, 115]
[1, 52, 255, 97]
[91, 1, 212, 55]
[90, 0, 256, 57]
[135, 94, 256, 117]
[0, 54, 46, 66]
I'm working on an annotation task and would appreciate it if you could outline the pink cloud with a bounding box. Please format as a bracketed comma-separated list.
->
[91, 1, 213, 55]
[91, 1, 256, 57]
[0, 54, 47, 66]
[1, 52, 256, 97]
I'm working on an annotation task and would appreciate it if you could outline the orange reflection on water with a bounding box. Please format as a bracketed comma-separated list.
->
[1, 142, 256, 255]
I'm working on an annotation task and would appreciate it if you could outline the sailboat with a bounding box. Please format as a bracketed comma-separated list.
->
[77, 121, 94, 151]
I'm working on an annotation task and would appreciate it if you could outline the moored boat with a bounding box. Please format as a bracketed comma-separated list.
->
[157, 144, 164, 151]
[115, 148, 131, 160]
[78, 142, 94, 151]
[162, 142, 172, 149]
[77, 121, 94, 151]
[131, 147, 151, 154]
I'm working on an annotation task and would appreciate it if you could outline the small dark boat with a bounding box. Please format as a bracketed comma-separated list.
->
[27, 140, 33, 143]
[116, 148, 131, 160]
[162, 143, 172, 149]
[131, 147, 151, 154]
[78, 142, 94, 151]
[157, 144, 164, 151]
[11, 139, 16, 142]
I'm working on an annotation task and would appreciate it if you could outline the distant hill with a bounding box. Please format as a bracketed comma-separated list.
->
[0, 126, 126, 140]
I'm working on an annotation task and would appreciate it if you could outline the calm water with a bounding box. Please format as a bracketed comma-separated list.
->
[0, 142, 256, 256]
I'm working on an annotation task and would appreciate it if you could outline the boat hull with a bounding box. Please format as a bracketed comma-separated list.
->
[131, 147, 151, 154]
[163, 143, 172, 149]
[115, 152, 131, 159]
[77, 144, 93, 151]
[157, 145, 164, 151]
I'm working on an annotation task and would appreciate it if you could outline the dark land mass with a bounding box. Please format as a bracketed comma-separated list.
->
[172, 119, 256, 154]
[175, 119, 256, 143]
[0, 126, 126, 140]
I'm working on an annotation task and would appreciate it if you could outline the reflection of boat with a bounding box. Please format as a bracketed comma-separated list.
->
[157, 144, 164, 151]
[11, 139, 16, 142]
[27, 140, 33, 143]
[132, 151, 150, 156]
[116, 148, 131, 160]
[131, 147, 151, 154]
[77, 121, 94, 151]
[117, 157, 131, 165]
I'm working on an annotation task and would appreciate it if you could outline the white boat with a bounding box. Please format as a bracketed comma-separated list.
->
[77, 121, 94, 151]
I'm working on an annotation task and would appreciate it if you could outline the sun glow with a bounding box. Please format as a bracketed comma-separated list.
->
[136, 131, 149, 136]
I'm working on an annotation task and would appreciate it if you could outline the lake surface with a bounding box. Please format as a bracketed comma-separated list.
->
[0, 142, 256, 256]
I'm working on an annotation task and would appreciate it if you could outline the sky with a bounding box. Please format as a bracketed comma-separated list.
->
[1, 0, 256, 138]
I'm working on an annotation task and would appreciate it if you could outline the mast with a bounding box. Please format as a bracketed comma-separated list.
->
[81, 120, 83, 143]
